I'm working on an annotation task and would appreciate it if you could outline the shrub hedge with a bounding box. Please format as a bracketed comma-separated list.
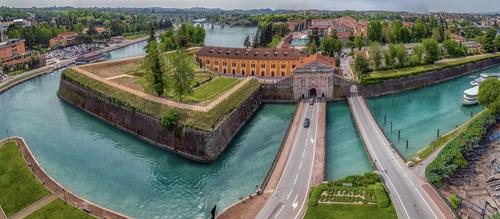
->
[374, 183, 390, 208]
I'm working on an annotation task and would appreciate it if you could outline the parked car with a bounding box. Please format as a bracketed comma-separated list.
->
[303, 118, 310, 128]
[309, 98, 315, 105]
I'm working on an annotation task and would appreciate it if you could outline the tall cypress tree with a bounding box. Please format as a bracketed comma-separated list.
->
[142, 27, 165, 96]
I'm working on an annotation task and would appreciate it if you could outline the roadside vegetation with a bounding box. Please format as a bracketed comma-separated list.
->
[25, 199, 95, 219]
[0, 141, 51, 217]
[425, 109, 497, 187]
[305, 172, 397, 219]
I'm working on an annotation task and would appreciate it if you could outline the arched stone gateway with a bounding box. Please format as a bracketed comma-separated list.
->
[292, 54, 337, 101]
[309, 88, 317, 98]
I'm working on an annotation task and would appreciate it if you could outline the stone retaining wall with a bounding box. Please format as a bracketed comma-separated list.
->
[57, 77, 263, 162]
[351, 57, 500, 98]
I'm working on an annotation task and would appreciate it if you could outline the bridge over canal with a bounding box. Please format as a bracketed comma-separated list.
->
[348, 85, 454, 219]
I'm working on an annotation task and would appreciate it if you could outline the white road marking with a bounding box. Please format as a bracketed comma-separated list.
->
[293, 174, 298, 185]
[299, 161, 303, 170]
[292, 195, 299, 209]
[287, 189, 294, 200]
[275, 204, 285, 218]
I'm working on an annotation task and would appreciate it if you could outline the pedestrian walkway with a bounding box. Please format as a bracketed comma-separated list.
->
[11, 193, 61, 219]
[73, 66, 252, 112]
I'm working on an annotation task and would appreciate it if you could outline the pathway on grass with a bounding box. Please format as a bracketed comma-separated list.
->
[1, 137, 129, 219]
[11, 193, 61, 219]
[73, 66, 252, 112]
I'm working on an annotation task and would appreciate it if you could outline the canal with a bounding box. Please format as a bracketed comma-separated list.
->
[104, 25, 257, 60]
[326, 101, 373, 180]
[367, 67, 497, 158]
[0, 26, 292, 218]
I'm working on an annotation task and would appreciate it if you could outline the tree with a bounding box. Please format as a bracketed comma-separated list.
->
[389, 44, 407, 68]
[422, 38, 440, 64]
[478, 78, 500, 114]
[164, 49, 195, 101]
[367, 20, 383, 42]
[354, 54, 370, 75]
[483, 28, 497, 53]
[161, 109, 178, 129]
[321, 37, 342, 57]
[496, 35, 500, 53]
[412, 44, 425, 65]
[244, 35, 251, 48]
[413, 18, 428, 42]
[354, 36, 364, 50]
[142, 28, 165, 96]
[443, 39, 465, 57]
[369, 42, 382, 70]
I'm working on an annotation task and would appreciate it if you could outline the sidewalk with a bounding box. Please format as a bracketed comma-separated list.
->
[11, 193, 61, 219]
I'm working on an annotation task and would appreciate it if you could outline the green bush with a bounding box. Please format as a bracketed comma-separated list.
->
[161, 109, 178, 129]
[374, 183, 390, 208]
[309, 184, 328, 206]
[447, 194, 460, 210]
[426, 110, 496, 187]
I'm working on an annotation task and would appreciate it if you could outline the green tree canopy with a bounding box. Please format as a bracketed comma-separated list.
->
[141, 28, 165, 96]
[164, 49, 195, 101]
[478, 78, 500, 114]
[354, 54, 370, 75]
[422, 38, 440, 64]
[483, 28, 498, 53]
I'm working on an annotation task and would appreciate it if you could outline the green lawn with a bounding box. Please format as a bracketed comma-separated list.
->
[170, 77, 240, 102]
[25, 199, 95, 219]
[123, 32, 148, 40]
[6, 69, 27, 76]
[363, 53, 500, 84]
[0, 141, 51, 216]
[304, 204, 398, 219]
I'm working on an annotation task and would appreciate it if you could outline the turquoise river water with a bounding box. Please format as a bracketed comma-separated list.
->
[326, 101, 373, 180]
[366, 66, 500, 158]
[0, 71, 294, 218]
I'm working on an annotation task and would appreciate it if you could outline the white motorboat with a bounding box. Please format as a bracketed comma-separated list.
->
[470, 77, 486, 86]
[463, 86, 479, 105]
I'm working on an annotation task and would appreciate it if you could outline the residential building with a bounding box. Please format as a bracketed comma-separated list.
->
[49, 32, 79, 48]
[0, 39, 26, 63]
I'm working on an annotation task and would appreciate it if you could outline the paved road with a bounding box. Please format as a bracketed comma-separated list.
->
[256, 102, 319, 219]
[348, 86, 446, 219]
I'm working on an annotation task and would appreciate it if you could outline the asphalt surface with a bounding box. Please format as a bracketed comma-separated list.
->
[256, 102, 319, 219]
[348, 87, 445, 219]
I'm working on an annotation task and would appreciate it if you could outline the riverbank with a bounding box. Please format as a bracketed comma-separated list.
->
[0, 137, 129, 219]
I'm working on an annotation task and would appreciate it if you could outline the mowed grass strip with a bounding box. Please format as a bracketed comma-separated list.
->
[304, 203, 398, 219]
[25, 199, 95, 219]
[0, 141, 51, 216]
[181, 77, 240, 102]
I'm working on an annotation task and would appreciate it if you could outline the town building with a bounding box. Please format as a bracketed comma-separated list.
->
[109, 36, 126, 44]
[49, 32, 79, 48]
[0, 39, 26, 64]
[196, 46, 307, 78]
[287, 16, 367, 44]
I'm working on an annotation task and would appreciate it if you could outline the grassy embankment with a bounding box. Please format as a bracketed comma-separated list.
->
[25, 199, 95, 219]
[0, 141, 51, 216]
[411, 110, 487, 163]
[425, 110, 497, 187]
[61, 68, 261, 131]
[305, 172, 397, 219]
[361, 53, 500, 85]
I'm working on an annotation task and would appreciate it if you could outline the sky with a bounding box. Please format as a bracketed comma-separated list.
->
[1, 0, 500, 13]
